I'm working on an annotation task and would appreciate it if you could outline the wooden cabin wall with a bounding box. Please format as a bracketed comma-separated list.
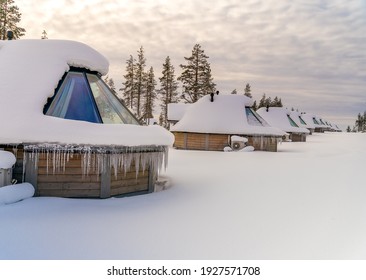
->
[173, 132, 229, 151]
[290, 133, 307, 142]
[0, 145, 154, 198]
[172, 132, 279, 152]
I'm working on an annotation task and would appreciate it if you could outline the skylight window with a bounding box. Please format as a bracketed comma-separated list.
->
[313, 117, 320, 125]
[287, 115, 299, 127]
[246, 107, 269, 126]
[45, 69, 139, 125]
[298, 115, 307, 125]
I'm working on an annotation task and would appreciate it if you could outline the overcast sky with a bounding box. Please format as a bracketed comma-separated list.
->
[16, 0, 366, 129]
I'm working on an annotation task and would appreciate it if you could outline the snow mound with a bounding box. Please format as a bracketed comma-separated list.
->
[231, 135, 248, 143]
[0, 151, 16, 169]
[0, 183, 35, 205]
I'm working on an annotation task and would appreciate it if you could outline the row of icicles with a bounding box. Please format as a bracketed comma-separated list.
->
[20, 144, 169, 179]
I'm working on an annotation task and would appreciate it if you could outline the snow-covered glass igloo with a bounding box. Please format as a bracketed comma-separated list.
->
[0, 40, 173, 198]
[170, 94, 286, 152]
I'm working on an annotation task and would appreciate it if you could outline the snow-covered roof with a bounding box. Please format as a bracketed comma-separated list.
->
[0, 40, 173, 147]
[290, 111, 315, 130]
[256, 107, 310, 134]
[300, 113, 327, 129]
[171, 94, 286, 136]
[167, 103, 191, 121]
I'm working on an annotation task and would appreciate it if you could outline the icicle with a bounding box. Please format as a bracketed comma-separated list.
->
[22, 144, 169, 183]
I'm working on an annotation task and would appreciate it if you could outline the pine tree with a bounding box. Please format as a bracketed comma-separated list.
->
[142, 67, 157, 124]
[103, 75, 116, 92]
[178, 44, 216, 103]
[346, 125, 351, 133]
[135, 46, 147, 118]
[244, 83, 252, 98]
[252, 100, 257, 111]
[41, 29, 48, 39]
[258, 93, 266, 109]
[231, 89, 237, 94]
[120, 55, 136, 110]
[0, 0, 25, 40]
[158, 56, 179, 129]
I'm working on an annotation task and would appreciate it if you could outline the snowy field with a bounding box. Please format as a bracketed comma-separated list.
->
[0, 132, 365, 260]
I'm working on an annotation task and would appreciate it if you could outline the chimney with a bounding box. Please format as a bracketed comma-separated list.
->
[7, 31, 14, 40]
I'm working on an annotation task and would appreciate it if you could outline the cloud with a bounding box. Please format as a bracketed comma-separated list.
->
[16, 0, 366, 129]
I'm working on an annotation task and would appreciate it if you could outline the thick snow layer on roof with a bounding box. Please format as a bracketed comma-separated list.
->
[290, 111, 315, 130]
[167, 103, 191, 121]
[0, 40, 173, 147]
[0, 150, 16, 169]
[301, 113, 327, 129]
[256, 107, 310, 134]
[171, 94, 285, 136]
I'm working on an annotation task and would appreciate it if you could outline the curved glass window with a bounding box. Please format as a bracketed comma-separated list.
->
[86, 74, 139, 125]
[45, 70, 140, 125]
[46, 72, 102, 123]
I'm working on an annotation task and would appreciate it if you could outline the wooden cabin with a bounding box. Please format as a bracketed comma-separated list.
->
[170, 94, 286, 152]
[256, 107, 310, 142]
[0, 40, 173, 198]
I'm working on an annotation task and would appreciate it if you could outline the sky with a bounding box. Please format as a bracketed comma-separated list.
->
[15, 0, 366, 129]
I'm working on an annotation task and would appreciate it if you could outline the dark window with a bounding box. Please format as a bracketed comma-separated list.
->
[46, 72, 102, 123]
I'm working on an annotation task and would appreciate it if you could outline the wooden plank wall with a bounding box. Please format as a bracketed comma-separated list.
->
[37, 153, 101, 198]
[290, 133, 307, 142]
[172, 132, 280, 152]
[1, 146, 153, 198]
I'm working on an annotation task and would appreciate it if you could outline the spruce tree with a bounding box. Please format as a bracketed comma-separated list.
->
[103, 75, 116, 92]
[178, 44, 216, 103]
[0, 0, 25, 40]
[244, 83, 252, 98]
[158, 56, 179, 129]
[258, 93, 267, 109]
[142, 66, 157, 124]
[231, 89, 237, 95]
[41, 29, 48, 39]
[135, 46, 147, 118]
[252, 100, 257, 111]
[120, 55, 136, 110]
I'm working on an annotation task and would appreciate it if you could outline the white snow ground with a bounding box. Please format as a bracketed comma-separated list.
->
[0, 132, 365, 260]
